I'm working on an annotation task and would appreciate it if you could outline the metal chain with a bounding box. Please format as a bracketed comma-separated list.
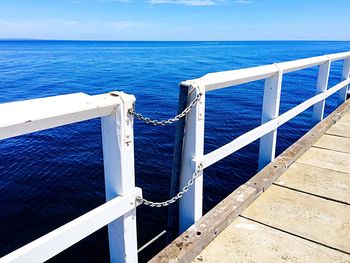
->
[136, 163, 203, 207]
[131, 85, 203, 207]
[129, 87, 203, 125]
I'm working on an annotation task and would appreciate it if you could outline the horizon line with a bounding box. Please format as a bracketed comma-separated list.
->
[1, 38, 350, 42]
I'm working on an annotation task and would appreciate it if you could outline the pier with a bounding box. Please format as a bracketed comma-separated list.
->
[1, 51, 350, 262]
[151, 99, 350, 263]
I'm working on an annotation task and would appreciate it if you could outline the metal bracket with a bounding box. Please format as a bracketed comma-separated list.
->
[197, 84, 205, 121]
[192, 158, 204, 170]
[187, 83, 205, 121]
[109, 91, 135, 144]
[181, 81, 205, 121]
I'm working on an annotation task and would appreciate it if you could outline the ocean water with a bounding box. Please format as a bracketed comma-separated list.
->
[0, 41, 350, 262]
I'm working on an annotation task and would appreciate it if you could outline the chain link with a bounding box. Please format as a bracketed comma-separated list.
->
[136, 163, 203, 207]
[129, 86, 202, 125]
[131, 85, 203, 207]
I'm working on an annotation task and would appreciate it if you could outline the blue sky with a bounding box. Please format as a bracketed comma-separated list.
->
[0, 0, 349, 40]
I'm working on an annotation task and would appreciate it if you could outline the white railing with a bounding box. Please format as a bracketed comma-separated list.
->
[177, 51, 350, 233]
[1, 51, 350, 262]
[0, 91, 141, 263]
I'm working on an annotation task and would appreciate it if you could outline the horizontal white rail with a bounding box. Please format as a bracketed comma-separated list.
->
[202, 115, 278, 169]
[0, 92, 122, 140]
[197, 51, 350, 91]
[326, 77, 350, 97]
[202, 78, 350, 168]
[0, 188, 141, 263]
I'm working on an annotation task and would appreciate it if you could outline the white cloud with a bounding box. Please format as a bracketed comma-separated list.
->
[149, 0, 223, 6]
[98, 0, 131, 2]
[71, 0, 131, 3]
[236, 0, 253, 4]
[76, 0, 225, 5]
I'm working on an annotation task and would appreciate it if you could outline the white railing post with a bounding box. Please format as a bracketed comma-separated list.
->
[312, 59, 331, 122]
[178, 82, 205, 234]
[339, 57, 350, 104]
[258, 65, 283, 170]
[101, 92, 138, 263]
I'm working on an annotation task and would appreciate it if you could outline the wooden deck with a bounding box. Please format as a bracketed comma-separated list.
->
[151, 100, 350, 263]
[192, 112, 350, 262]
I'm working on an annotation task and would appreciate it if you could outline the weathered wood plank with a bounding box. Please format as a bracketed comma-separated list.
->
[167, 84, 190, 243]
[314, 134, 350, 154]
[258, 69, 283, 169]
[326, 122, 350, 138]
[192, 217, 350, 263]
[297, 147, 350, 174]
[149, 185, 258, 263]
[275, 162, 350, 204]
[336, 111, 350, 125]
[242, 185, 350, 253]
[0, 92, 121, 140]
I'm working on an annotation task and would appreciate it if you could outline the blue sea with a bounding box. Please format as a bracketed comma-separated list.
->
[0, 41, 350, 262]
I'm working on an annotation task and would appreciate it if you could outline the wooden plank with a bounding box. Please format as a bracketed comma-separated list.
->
[166, 83, 190, 243]
[192, 217, 350, 263]
[326, 78, 350, 98]
[312, 60, 331, 122]
[326, 123, 350, 138]
[297, 147, 350, 174]
[200, 64, 277, 92]
[201, 52, 350, 92]
[336, 111, 350, 125]
[314, 134, 350, 154]
[242, 185, 350, 253]
[149, 185, 258, 263]
[0, 189, 141, 263]
[179, 83, 205, 233]
[338, 57, 350, 104]
[101, 92, 139, 263]
[275, 162, 350, 204]
[258, 68, 283, 170]
[0, 92, 121, 140]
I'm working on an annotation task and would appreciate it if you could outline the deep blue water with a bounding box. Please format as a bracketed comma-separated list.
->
[0, 41, 350, 262]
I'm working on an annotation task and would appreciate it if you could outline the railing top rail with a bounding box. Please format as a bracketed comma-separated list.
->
[0, 92, 125, 140]
[192, 51, 350, 91]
